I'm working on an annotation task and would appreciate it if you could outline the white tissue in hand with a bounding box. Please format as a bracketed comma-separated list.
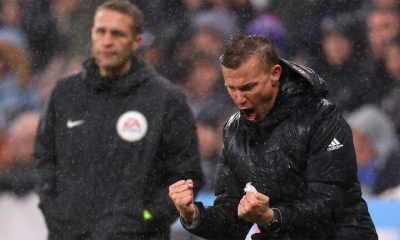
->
[244, 182, 258, 193]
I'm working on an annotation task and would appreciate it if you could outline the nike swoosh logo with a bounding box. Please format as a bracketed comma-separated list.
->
[67, 120, 85, 129]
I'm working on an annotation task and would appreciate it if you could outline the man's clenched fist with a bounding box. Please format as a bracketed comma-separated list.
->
[169, 179, 197, 223]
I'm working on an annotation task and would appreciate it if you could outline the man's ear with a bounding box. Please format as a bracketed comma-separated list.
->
[271, 64, 282, 86]
[132, 34, 143, 51]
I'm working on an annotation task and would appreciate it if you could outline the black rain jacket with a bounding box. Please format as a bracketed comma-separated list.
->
[34, 55, 203, 240]
[186, 59, 377, 240]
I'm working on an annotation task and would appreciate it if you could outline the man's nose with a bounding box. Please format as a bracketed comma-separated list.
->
[102, 33, 114, 46]
[234, 92, 247, 106]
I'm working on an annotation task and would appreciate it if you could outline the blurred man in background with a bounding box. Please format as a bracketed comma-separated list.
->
[35, 1, 203, 239]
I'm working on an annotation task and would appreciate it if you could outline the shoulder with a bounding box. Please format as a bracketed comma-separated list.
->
[312, 98, 343, 124]
[153, 75, 189, 104]
[51, 72, 84, 96]
[288, 97, 347, 141]
[308, 97, 353, 150]
[140, 66, 185, 97]
[297, 97, 350, 138]
[153, 75, 180, 93]
[292, 95, 338, 122]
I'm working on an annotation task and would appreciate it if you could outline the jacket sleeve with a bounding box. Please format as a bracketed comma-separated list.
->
[143, 90, 204, 229]
[276, 106, 357, 232]
[34, 95, 58, 200]
[184, 120, 253, 239]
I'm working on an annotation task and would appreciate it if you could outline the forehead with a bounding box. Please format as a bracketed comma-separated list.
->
[222, 55, 265, 85]
[94, 8, 133, 31]
[368, 12, 398, 27]
[324, 32, 348, 41]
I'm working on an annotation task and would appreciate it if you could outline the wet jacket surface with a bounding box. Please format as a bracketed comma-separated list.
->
[34, 56, 203, 240]
[186, 60, 377, 240]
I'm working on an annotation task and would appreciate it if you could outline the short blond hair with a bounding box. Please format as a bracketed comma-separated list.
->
[96, 0, 144, 35]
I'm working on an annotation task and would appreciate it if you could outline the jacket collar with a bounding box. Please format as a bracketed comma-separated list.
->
[81, 54, 155, 95]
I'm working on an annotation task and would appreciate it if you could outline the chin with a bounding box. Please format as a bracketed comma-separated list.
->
[101, 64, 117, 70]
[98, 60, 117, 67]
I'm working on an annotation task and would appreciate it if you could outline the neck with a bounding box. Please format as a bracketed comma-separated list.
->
[269, 83, 280, 109]
[265, 91, 279, 116]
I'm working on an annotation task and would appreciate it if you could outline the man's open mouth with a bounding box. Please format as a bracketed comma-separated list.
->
[242, 109, 256, 121]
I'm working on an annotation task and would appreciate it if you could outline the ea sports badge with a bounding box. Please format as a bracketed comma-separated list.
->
[116, 111, 148, 142]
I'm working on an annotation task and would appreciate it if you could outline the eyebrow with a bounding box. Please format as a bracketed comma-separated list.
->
[226, 81, 257, 90]
[238, 82, 257, 91]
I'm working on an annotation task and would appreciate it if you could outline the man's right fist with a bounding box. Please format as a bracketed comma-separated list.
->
[168, 179, 197, 223]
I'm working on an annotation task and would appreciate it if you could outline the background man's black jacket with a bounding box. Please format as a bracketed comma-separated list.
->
[34, 56, 203, 240]
[185, 60, 377, 240]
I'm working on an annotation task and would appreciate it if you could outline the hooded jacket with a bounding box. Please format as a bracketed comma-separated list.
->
[34, 56, 203, 240]
[185, 59, 377, 240]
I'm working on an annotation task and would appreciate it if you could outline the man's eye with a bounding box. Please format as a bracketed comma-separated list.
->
[241, 85, 253, 91]
[227, 87, 236, 92]
[112, 31, 125, 37]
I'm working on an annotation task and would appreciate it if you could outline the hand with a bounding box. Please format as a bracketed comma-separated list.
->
[169, 179, 197, 223]
[238, 192, 274, 224]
